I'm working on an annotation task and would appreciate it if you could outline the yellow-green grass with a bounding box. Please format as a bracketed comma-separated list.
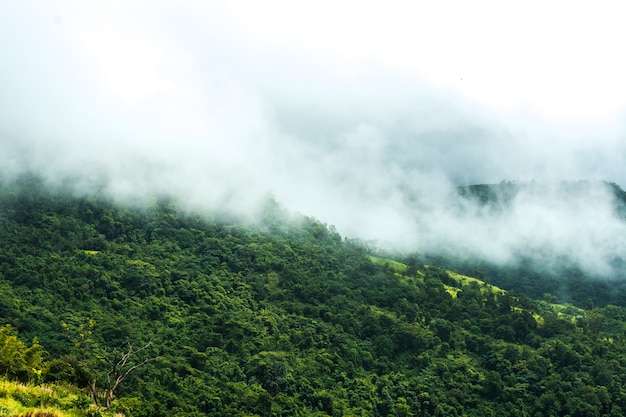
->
[0, 378, 121, 417]
[370, 257, 586, 328]
[539, 301, 584, 324]
[369, 256, 408, 274]
[0, 379, 77, 417]
[445, 271, 506, 296]
[444, 285, 461, 298]
[369, 256, 425, 284]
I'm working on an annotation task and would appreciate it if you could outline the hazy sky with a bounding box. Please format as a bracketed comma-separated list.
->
[2, 1, 626, 274]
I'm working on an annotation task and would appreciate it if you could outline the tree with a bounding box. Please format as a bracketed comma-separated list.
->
[63, 319, 158, 409]
[99, 340, 158, 409]
[247, 351, 294, 396]
[0, 324, 44, 382]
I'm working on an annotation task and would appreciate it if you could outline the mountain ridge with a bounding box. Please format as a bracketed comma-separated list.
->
[2, 175, 626, 416]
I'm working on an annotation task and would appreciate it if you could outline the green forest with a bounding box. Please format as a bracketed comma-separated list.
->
[2, 175, 626, 416]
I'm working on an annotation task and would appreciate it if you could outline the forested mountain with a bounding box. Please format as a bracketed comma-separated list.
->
[2, 176, 626, 416]
[452, 180, 626, 307]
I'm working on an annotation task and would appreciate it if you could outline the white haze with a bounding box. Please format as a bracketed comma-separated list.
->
[2, 1, 626, 276]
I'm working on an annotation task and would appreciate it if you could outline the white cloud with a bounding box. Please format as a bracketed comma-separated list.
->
[2, 0, 626, 276]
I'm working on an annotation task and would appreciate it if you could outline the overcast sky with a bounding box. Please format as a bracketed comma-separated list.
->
[2, 1, 626, 274]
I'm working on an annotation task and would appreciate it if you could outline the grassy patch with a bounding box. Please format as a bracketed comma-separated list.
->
[370, 256, 408, 274]
[0, 378, 118, 417]
[444, 285, 461, 298]
[445, 271, 506, 295]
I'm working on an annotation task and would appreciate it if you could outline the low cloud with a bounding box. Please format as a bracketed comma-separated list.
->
[2, 1, 626, 277]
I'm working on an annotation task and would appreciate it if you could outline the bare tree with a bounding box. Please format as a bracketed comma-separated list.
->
[99, 341, 158, 409]
[63, 319, 159, 409]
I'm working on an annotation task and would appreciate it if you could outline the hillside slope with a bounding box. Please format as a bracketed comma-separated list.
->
[453, 180, 626, 307]
[1, 176, 626, 416]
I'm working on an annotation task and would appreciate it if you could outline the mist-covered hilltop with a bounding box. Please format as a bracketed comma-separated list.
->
[2, 175, 626, 416]
[435, 180, 626, 307]
[458, 180, 626, 217]
[4, 3, 626, 413]
[411, 179, 626, 275]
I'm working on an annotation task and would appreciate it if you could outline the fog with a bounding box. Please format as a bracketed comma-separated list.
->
[2, 1, 626, 276]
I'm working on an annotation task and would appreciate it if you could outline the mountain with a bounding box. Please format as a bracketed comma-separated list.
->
[2, 175, 626, 416]
[450, 180, 626, 306]
[458, 180, 626, 218]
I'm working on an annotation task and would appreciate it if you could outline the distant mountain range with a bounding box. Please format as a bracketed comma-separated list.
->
[458, 180, 626, 214]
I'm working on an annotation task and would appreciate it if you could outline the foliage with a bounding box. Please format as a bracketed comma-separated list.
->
[0, 376, 117, 417]
[2, 175, 626, 415]
[0, 325, 43, 382]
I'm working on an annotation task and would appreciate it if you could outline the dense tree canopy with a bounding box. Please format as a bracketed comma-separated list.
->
[2, 175, 626, 416]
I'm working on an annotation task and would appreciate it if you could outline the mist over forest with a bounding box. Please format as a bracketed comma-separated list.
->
[6, 4, 626, 416]
[3, 1, 626, 277]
